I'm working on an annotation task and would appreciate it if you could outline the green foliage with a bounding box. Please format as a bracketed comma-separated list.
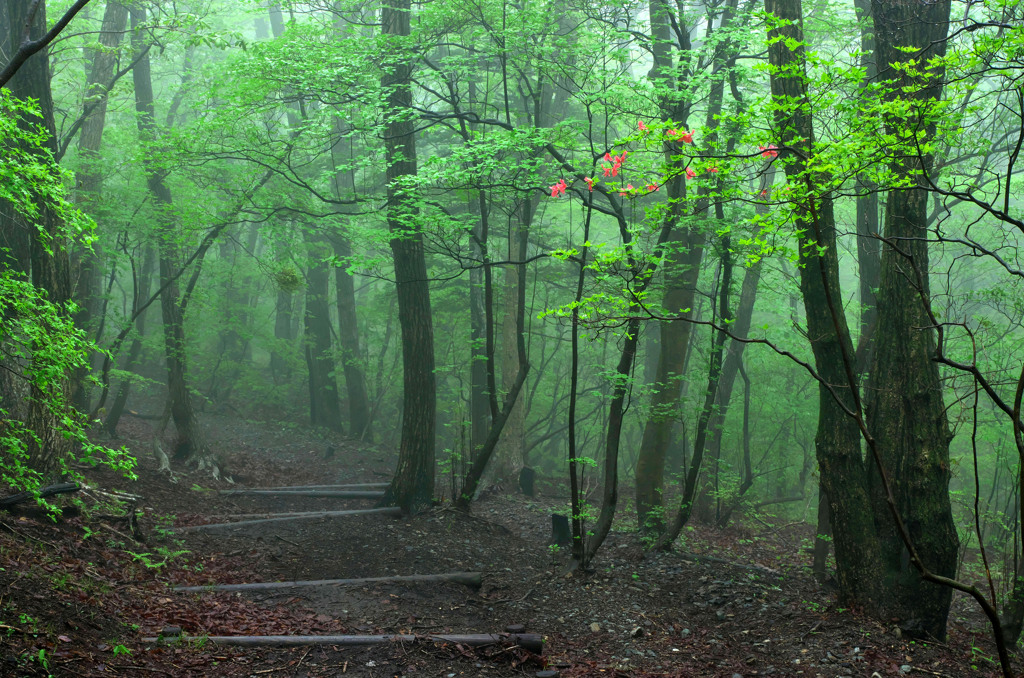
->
[0, 91, 134, 499]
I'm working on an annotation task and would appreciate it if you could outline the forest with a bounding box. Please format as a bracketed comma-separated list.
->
[2, 0, 1024, 675]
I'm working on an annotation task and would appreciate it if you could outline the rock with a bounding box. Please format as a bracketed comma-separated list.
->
[506, 624, 526, 633]
[589, 622, 601, 633]
[630, 626, 644, 638]
[536, 671, 560, 678]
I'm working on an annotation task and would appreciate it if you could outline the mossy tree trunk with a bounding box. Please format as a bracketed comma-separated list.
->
[865, 0, 958, 640]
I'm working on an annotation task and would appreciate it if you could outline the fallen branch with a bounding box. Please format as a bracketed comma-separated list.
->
[677, 551, 781, 576]
[143, 632, 542, 654]
[173, 571, 483, 593]
[216, 490, 384, 499]
[0, 482, 80, 509]
[174, 507, 401, 532]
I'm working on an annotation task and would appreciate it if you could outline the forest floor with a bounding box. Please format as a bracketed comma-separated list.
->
[0, 411, 1017, 678]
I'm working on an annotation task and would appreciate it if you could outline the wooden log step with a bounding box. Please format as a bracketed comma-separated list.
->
[174, 507, 401, 532]
[247, 483, 389, 491]
[173, 571, 482, 593]
[143, 632, 543, 654]
[217, 489, 384, 499]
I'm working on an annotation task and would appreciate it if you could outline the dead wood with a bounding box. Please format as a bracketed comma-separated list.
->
[677, 551, 781, 576]
[217, 489, 385, 499]
[0, 482, 80, 509]
[174, 507, 402, 532]
[143, 632, 543, 653]
[249, 483, 389, 491]
[172, 571, 483, 593]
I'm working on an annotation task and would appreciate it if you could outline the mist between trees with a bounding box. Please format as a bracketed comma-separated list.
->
[2, 0, 1024, 670]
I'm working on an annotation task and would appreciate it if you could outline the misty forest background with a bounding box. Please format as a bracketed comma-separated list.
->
[2, 0, 1024, 660]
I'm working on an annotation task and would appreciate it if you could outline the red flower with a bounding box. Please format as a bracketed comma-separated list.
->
[638, 120, 649, 133]
[685, 166, 696, 180]
[707, 167, 718, 173]
[619, 184, 635, 197]
[550, 178, 568, 197]
[677, 129, 694, 143]
[646, 183, 659, 192]
[759, 144, 779, 159]
[585, 177, 595, 192]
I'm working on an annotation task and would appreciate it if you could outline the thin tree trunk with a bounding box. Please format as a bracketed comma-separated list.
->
[468, 190, 491, 460]
[104, 245, 156, 435]
[489, 201, 531, 487]
[655, 236, 732, 549]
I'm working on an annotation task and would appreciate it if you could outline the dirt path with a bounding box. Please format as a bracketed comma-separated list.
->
[0, 413, 1014, 677]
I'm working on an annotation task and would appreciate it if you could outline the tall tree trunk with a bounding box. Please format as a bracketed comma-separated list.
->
[130, 6, 214, 473]
[656, 236, 732, 548]
[379, 0, 435, 514]
[866, 0, 957, 641]
[635, 0, 704, 538]
[70, 0, 128, 411]
[765, 0, 882, 612]
[303, 234, 341, 431]
[853, 0, 880, 374]
[271, 267, 295, 381]
[333, 236, 372, 440]
[489, 201, 531, 487]
[468, 191, 491, 461]
[329, 124, 373, 441]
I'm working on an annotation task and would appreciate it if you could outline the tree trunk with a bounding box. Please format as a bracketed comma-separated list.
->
[655, 237, 732, 548]
[104, 245, 156, 436]
[488, 201, 530, 487]
[303, 235, 342, 431]
[70, 0, 128, 411]
[329, 133, 372, 440]
[468, 189, 491, 464]
[853, 0, 880, 375]
[379, 0, 435, 514]
[129, 6, 214, 473]
[635, 227, 704, 537]
[333, 236, 372, 440]
[866, 0, 957, 640]
[765, 0, 882, 612]
[271, 277, 294, 381]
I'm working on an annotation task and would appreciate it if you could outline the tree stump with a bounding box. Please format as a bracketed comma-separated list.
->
[550, 513, 571, 547]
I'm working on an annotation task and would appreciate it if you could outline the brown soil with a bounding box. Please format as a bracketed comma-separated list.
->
[0, 412, 1015, 677]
